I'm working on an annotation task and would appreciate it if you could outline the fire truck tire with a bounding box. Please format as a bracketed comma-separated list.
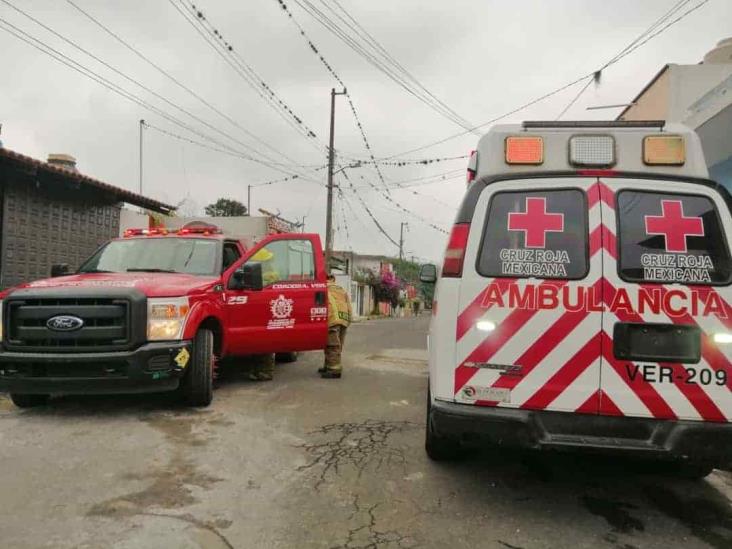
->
[276, 352, 298, 363]
[425, 389, 463, 461]
[181, 329, 214, 407]
[675, 462, 714, 480]
[10, 393, 49, 408]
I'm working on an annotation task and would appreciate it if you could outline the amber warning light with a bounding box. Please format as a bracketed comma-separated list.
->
[505, 136, 544, 165]
[644, 135, 685, 166]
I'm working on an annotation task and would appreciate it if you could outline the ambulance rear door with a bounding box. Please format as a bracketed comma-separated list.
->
[454, 177, 605, 413]
[598, 177, 732, 422]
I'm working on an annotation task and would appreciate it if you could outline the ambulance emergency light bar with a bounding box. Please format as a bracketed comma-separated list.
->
[501, 120, 685, 167]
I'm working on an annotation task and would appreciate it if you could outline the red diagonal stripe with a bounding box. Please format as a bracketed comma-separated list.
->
[692, 286, 732, 331]
[575, 389, 600, 415]
[601, 338, 677, 420]
[491, 279, 603, 395]
[456, 278, 512, 340]
[603, 280, 725, 422]
[521, 332, 601, 410]
[598, 390, 624, 416]
[454, 280, 566, 394]
[587, 181, 615, 209]
[589, 225, 617, 259]
[575, 389, 622, 416]
[655, 286, 732, 395]
[599, 181, 615, 209]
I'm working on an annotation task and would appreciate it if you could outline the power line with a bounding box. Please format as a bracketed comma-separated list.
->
[293, 0, 477, 132]
[0, 0, 309, 176]
[347, 171, 449, 235]
[177, 0, 322, 144]
[0, 14, 309, 180]
[339, 170, 399, 248]
[556, 76, 594, 120]
[336, 188, 352, 251]
[63, 0, 310, 172]
[273, 0, 392, 195]
[168, 0, 325, 154]
[386, 0, 713, 158]
[143, 122, 323, 186]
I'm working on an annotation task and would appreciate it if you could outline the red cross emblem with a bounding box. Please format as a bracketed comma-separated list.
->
[644, 200, 704, 253]
[507, 197, 564, 248]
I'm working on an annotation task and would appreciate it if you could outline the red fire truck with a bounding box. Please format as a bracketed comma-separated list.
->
[0, 223, 328, 407]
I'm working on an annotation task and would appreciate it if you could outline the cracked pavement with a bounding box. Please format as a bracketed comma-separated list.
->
[3, 315, 732, 548]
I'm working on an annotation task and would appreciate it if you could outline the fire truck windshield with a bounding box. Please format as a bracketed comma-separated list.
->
[79, 237, 219, 276]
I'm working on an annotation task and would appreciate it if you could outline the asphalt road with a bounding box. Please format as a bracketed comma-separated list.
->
[2, 315, 732, 549]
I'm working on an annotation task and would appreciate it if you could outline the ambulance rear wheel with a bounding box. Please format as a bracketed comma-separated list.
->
[676, 462, 714, 480]
[425, 389, 463, 461]
[10, 393, 49, 408]
[180, 329, 214, 407]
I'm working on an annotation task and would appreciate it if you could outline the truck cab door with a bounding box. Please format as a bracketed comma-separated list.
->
[225, 234, 328, 355]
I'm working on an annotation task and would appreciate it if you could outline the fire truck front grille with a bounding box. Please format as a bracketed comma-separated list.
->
[5, 298, 131, 352]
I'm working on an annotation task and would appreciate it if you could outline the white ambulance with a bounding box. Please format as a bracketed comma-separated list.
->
[422, 121, 732, 477]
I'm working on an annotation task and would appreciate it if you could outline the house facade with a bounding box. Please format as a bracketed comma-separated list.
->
[0, 147, 173, 288]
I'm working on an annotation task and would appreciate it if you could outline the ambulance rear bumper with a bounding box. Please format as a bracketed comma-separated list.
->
[430, 399, 732, 464]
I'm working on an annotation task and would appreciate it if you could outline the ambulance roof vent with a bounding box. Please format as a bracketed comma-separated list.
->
[522, 120, 666, 129]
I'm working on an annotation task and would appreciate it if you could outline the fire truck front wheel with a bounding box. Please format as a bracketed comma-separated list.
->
[180, 328, 214, 407]
[10, 393, 49, 408]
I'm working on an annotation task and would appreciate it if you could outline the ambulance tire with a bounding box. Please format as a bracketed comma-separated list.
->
[10, 393, 49, 408]
[276, 352, 298, 363]
[180, 329, 214, 407]
[675, 462, 714, 480]
[425, 389, 464, 461]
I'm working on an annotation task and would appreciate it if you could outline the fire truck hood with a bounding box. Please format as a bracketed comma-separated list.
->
[6, 272, 220, 298]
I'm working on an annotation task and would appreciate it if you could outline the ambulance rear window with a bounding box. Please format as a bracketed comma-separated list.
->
[477, 189, 588, 279]
[617, 190, 732, 285]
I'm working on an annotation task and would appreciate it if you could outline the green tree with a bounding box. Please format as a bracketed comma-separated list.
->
[204, 198, 247, 217]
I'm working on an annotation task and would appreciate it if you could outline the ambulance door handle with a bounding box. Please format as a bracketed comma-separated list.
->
[315, 291, 326, 306]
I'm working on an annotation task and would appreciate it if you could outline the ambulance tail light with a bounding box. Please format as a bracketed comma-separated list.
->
[644, 135, 685, 165]
[505, 136, 543, 165]
[569, 135, 615, 167]
[466, 150, 477, 184]
[442, 223, 470, 278]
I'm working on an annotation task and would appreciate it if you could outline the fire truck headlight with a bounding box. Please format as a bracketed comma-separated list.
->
[476, 320, 496, 332]
[147, 297, 190, 341]
[713, 333, 732, 344]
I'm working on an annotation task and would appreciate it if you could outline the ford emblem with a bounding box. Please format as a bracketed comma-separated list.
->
[46, 315, 84, 332]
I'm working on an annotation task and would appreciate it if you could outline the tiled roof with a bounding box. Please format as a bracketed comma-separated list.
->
[0, 147, 175, 214]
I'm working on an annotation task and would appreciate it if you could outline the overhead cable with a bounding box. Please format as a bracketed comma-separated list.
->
[293, 0, 477, 132]
[63, 0, 309, 171]
[386, 0, 712, 158]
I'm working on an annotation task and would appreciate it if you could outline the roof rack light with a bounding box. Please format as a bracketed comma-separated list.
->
[522, 120, 666, 129]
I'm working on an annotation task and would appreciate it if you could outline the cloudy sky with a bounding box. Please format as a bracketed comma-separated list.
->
[1, 0, 730, 261]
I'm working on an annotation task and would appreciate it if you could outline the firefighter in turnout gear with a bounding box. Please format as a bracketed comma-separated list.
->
[320, 274, 352, 378]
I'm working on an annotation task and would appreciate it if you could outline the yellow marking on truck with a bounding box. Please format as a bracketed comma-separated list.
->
[174, 348, 191, 368]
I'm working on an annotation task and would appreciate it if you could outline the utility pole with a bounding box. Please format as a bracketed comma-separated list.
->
[139, 119, 145, 196]
[247, 185, 251, 216]
[325, 87, 347, 275]
[399, 222, 408, 262]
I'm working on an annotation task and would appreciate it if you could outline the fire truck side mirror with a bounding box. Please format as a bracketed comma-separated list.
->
[230, 263, 263, 291]
[51, 263, 70, 278]
[419, 264, 437, 284]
